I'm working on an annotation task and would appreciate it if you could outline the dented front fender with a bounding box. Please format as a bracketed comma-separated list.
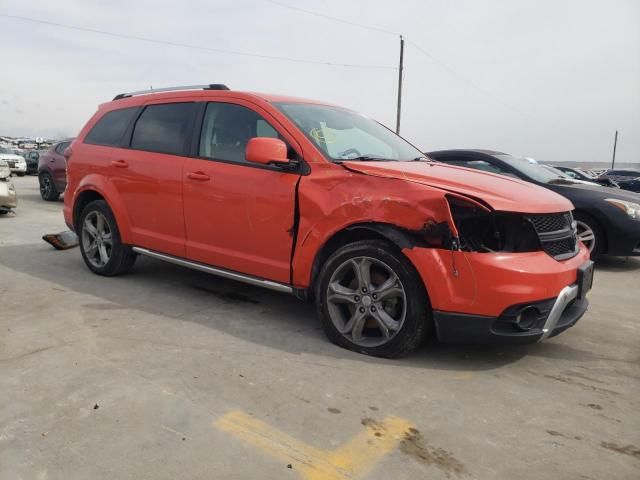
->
[291, 164, 458, 287]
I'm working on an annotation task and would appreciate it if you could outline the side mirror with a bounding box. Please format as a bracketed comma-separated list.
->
[246, 137, 289, 166]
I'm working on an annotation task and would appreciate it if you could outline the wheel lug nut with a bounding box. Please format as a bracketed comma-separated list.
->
[371, 306, 377, 312]
[354, 295, 360, 301]
[359, 307, 365, 313]
[362, 287, 367, 293]
[372, 294, 377, 299]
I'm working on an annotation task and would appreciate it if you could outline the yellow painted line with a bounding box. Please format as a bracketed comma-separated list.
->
[453, 371, 473, 380]
[215, 411, 413, 480]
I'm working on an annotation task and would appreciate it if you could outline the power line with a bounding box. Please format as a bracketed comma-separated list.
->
[0, 13, 396, 70]
[264, 0, 541, 122]
[263, 0, 398, 36]
[405, 39, 542, 122]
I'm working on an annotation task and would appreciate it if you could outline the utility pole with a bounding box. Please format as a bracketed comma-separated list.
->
[395, 35, 404, 134]
[611, 130, 618, 169]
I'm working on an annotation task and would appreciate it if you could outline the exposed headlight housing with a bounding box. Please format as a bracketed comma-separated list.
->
[447, 196, 541, 253]
[605, 198, 640, 220]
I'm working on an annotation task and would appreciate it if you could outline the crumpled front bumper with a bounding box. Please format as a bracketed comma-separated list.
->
[433, 284, 588, 344]
[403, 244, 593, 344]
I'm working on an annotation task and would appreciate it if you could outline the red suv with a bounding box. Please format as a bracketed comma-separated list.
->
[64, 85, 594, 357]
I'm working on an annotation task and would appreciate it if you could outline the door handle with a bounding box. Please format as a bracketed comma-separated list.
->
[111, 159, 128, 168]
[187, 172, 210, 181]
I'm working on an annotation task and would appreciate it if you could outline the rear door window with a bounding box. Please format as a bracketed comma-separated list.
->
[55, 142, 70, 154]
[84, 107, 140, 147]
[131, 103, 196, 155]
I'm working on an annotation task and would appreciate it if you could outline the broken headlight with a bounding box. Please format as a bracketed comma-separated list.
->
[448, 197, 540, 253]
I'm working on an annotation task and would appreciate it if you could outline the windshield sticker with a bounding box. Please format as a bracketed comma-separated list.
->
[310, 128, 336, 144]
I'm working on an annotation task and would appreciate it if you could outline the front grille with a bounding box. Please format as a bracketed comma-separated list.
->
[527, 213, 578, 260]
[528, 213, 572, 233]
[544, 237, 576, 257]
[6, 161, 16, 168]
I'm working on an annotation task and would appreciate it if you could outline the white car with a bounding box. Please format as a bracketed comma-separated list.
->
[0, 146, 27, 176]
[0, 160, 18, 214]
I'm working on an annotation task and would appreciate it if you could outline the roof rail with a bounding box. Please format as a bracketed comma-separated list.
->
[112, 84, 230, 101]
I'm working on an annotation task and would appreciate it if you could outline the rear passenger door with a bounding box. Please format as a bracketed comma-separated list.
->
[113, 101, 197, 257]
[182, 100, 301, 283]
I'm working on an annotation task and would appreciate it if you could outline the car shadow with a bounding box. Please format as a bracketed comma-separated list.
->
[595, 255, 640, 272]
[0, 242, 601, 372]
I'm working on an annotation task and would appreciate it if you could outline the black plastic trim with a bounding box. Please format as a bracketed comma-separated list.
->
[433, 297, 588, 345]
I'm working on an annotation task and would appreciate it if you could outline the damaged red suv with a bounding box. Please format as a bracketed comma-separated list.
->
[64, 85, 594, 357]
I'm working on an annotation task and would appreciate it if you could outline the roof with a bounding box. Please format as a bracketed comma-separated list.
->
[107, 84, 336, 108]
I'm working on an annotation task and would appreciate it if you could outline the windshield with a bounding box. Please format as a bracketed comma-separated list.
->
[0, 147, 13, 154]
[274, 102, 425, 161]
[494, 155, 569, 183]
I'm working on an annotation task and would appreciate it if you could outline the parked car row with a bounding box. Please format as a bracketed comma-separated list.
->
[598, 169, 640, 193]
[0, 146, 27, 176]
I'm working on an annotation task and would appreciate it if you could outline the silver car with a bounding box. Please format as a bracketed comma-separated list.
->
[0, 160, 17, 214]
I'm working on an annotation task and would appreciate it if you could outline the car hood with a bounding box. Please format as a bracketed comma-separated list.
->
[0, 154, 25, 161]
[552, 182, 640, 202]
[342, 161, 574, 213]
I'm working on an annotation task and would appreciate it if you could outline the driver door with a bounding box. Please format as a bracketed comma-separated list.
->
[182, 101, 302, 283]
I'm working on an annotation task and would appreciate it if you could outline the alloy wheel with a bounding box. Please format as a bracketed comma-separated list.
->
[40, 175, 52, 197]
[81, 211, 113, 268]
[326, 256, 407, 347]
[575, 220, 596, 252]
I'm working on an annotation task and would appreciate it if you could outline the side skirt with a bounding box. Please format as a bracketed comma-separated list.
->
[131, 247, 293, 294]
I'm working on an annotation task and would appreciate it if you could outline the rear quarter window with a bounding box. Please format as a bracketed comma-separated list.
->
[84, 107, 140, 147]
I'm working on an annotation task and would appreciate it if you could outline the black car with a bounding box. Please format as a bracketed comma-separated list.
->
[429, 149, 640, 260]
[617, 178, 640, 193]
[553, 166, 619, 188]
[599, 168, 640, 183]
[23, 150, 47, 175]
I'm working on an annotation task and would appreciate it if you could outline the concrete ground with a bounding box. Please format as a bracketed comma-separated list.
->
[1, 175, 638, 480]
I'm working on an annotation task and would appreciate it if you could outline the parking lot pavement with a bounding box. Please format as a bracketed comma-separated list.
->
[1, 175, 639, 480]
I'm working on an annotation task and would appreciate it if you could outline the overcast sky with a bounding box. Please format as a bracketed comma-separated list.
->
[1, 0, 639, 163]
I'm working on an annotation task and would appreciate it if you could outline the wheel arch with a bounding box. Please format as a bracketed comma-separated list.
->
[72, 176, 133, 243]
[307, 222, 427, 296]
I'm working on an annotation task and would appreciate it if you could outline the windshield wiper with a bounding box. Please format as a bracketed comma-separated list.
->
[412, 156, 433, 162]
[547, 178, 577, 185]
[337, 155, 390, 162]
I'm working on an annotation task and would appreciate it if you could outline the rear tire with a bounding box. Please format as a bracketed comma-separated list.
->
[315, 239, 430, 358]
[78, 199, 136, 276]
[39, 172, 59, 201]
[574, 212, 604, 261]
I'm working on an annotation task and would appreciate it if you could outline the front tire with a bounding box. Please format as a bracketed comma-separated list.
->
[315, 240, 430, 358]
[39, 172, 59, 201]
[79, 199, 136, 276]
